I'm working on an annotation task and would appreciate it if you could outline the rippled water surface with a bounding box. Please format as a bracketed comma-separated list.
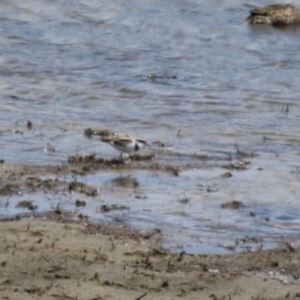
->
[1, 0, 300, 253]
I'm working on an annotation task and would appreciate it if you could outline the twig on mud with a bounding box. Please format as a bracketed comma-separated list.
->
[135, 292, 147, 300]
[109, 238, 115, 250]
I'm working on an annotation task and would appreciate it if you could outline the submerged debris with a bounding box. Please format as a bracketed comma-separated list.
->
[27, 120, 33, 130]
[222, 172, 232, 178]
[153, 141, 172, 147]
[100, 205, 129, 213]
[84, 128, 115, 138]
[17, 200, 37, 211]
[281, 105, 289, 115]
[135, 195, 147, 200]
[69, 182, 98, 197]
[0, 185, 11, 196]
[237, 236, 263, 244]
[68, 153, 162, 173]
[111, 176, 139, 188]
[13, 129, 23, 135]
[151, 163, 179, 176]
[221, 200, 245, 210]
[222, 161, 250, 171]
[68, 154, 124, 166]
[25, 177, 55, 190]
[78, 213, 89, 221]
[178, 196, 189, 204]
[234, 144, 256, 158]
[68, 154, 101, 164]
[148, 74, 177, 80]
[129, 153, 155, 161]
[44, 144, 55, 153]
[0, 184, 18, 196]
[75, 200, 86, 207]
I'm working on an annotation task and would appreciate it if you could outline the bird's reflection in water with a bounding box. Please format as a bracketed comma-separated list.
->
[111, 176, 139, 189]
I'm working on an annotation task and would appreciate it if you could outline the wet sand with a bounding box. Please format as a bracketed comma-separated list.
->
[1, 215, 300, 300]
[0, 155, 300, 300]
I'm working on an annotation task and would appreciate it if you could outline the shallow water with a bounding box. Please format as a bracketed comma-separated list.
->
[1, 0, 300, 253]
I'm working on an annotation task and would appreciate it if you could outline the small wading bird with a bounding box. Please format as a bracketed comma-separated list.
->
[101, 134, 149, 160]
[244, 4, 300, 26]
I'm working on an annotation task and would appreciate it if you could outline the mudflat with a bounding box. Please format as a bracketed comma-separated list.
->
[0, 156, 299, 300]
[0, 214, 300, 300]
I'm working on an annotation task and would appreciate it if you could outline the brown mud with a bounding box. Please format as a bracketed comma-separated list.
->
[0, 215, 300, 300]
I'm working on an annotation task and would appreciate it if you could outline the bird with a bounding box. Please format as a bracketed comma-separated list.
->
[101, 134, 149, 160]
[243, 4, 300, 26]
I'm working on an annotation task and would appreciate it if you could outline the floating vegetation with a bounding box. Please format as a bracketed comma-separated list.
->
[221, 200, 245, 210]
[17, 200, 37, 211]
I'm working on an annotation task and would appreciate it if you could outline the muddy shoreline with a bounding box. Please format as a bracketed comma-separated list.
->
[0, 156, 300, 299]
[1, 213, 300, 300]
